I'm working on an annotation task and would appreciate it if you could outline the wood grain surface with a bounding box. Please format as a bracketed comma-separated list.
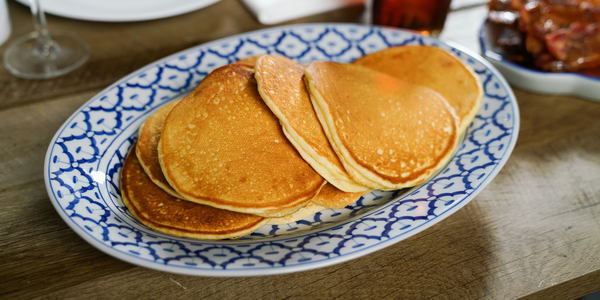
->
[1, 0, 599, 299]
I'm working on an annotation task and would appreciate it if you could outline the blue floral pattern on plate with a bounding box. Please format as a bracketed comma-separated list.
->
[44, 23, 519, 276]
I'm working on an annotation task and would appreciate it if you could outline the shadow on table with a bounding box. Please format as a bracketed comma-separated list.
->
[579, 290, 600, 300]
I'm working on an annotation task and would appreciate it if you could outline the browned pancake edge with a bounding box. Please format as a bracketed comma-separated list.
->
[121, 144, 269, 240]
[136, 100, 182, 198]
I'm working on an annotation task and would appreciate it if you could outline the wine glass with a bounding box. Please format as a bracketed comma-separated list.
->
[3, 0, 89, 79]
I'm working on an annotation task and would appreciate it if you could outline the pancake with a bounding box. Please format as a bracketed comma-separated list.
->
[304, 62, 459, 190]
[136, 57, 260, 196]
[254, 55, 368, 193]
[353, 46, 482, 133]
[267, 202, 327, 225]
[135, 89, 327, 225]
[136, 99, 182, 198]
[237, 56, 261, 66]
[267, 183, 368, 225]
[159, 63, 326, 217]
[121, 144, 269, 240]
[311, 183, 369, 209]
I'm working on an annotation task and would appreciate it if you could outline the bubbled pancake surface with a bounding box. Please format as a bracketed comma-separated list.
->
[311, 183, 368, 209]
[159, 63, 325, 217]
[136, 100, 182, 198]
[121, 145, 269, 240]
[305, 62, 459, 190]
[353, 46, 482, 133]
[254, 55, 368, 193]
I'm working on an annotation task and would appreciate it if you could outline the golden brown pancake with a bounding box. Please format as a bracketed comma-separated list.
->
[159, 63, 326, 217]
[237, 56, 261, 66]
[311, 183, 369, 209]
[267, 183, 368, 224]
[305, 62, 459, 190]
[353, 46, 482, 133]
[267, 202, 327, 225]
[254, 55, 368, 193]
[121, 145, 269, 240]
[136, 58, 260, 196]
[136, 100, 182, 198]
[135, 90, 328, 225]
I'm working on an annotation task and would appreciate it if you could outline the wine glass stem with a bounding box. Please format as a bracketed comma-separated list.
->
[30, 0, 56, 58]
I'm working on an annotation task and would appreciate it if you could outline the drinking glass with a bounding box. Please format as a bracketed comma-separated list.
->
[371, 0, 452, 37]
[3, 0, 89, 79]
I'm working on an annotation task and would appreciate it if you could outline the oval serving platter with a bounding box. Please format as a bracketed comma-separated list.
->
[44, 23, 519, 276]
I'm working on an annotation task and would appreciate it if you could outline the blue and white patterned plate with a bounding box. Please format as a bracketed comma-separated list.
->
[44, 23, 519, 276]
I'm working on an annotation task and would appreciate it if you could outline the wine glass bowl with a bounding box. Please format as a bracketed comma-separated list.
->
[3, 0, 89, 79]
[3, 30, 89, 79]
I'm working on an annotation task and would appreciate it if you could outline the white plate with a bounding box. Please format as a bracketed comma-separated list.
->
[44, 23, 519, 276]
[479, 20, 600, 102]
[16, 0, 219, 22]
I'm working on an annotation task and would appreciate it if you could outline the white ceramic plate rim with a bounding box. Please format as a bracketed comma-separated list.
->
[16, 0, 220, 22]
[44, 23, 520, 276]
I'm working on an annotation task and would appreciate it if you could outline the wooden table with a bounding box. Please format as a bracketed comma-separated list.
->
[1, 0, 599, 299]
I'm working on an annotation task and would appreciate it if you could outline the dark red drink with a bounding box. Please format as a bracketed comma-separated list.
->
[372, 0, 452, 36]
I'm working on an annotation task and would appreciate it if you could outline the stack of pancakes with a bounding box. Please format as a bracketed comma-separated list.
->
[120, 46, 483, 240]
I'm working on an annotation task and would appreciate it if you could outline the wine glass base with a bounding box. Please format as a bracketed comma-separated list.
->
[3, 30, 89, 79]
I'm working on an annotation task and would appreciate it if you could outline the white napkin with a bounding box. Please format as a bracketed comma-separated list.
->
[241, 0, 366, 25]
[0, 0, 10, 45]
